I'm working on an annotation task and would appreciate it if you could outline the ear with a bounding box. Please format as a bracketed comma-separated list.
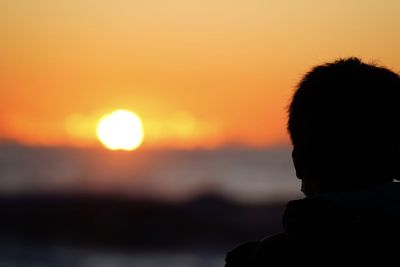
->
[292, 147, 304, 180]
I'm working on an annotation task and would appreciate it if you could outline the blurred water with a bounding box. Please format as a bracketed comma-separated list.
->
[0, 145, 293, 267]
[0, 243, 224, 267]
[0, 145, 300, 203]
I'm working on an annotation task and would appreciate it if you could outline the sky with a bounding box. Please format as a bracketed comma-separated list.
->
[1, 0, 400, 149]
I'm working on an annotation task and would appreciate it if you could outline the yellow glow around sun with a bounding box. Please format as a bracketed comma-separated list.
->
[96, 109, 144, 151]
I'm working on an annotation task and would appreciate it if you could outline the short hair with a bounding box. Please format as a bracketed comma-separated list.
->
[288, 58, 400, 190]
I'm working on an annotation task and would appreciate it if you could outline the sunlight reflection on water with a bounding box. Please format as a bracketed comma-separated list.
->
[0, 243, 224, 267]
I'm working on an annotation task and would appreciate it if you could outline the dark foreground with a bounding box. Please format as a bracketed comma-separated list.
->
[0, 193, 286, 266]
[0, 242, 224, 267]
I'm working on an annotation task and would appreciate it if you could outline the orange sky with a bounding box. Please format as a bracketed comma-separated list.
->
[1, 0, 400, 149]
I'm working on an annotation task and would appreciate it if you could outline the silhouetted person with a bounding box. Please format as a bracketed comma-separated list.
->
[225, 58, 400, 266]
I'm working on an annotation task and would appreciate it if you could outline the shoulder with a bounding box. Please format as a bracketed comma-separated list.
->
[225, 233, 289, 267]
[225, 241, 259, 267]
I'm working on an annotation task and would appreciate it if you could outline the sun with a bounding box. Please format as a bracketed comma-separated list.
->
[96, 109, 144, 151]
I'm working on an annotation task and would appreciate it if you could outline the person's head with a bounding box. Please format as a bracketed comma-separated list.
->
[288, 58, 400, 196]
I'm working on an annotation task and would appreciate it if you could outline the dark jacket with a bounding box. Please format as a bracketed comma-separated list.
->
[225, 182, 400, 266]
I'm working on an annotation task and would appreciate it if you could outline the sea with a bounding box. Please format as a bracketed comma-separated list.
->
[0, 242, 223, 267]
[0, 144, 299, 266]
